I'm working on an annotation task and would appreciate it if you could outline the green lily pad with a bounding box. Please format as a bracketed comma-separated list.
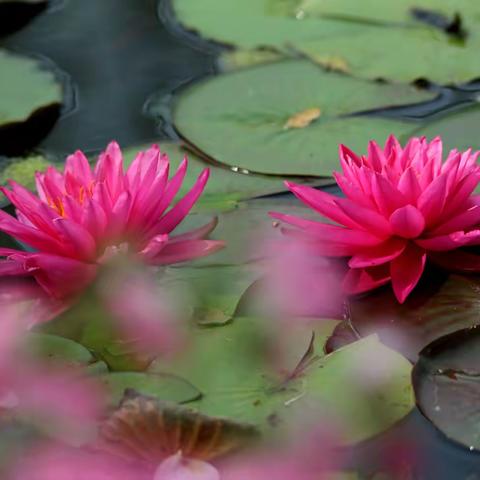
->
[123, 141, 325, 209]
[338, 273, 480, 362]
[0, 49, 62, 127]
[172, 0, 480, 82]
[172, 60, 434, 177]
[171, 0, 348, 50]
[413, 327, 480, 451]
[294, 26, 480, 84]
[155, 317, 413, 444]
[298, 0, 477, 28]
[25, 333, 94, 367]
[99, 372, 202, 407]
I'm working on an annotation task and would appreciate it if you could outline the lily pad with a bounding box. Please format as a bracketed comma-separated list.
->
[170, 0, 349, 50]
[122, 142, 324, 208]
[99, 372, 202, 407]
[413, 326, 480, 450]
[294, 26, 480, 84]
[25, 333, 94, 368]
[336, 273, 480, 361]
[171, 0, 480, 82]
[0, 50, 62, 155]
[173, 60, 434, 177]
[155, 316, 414, 444]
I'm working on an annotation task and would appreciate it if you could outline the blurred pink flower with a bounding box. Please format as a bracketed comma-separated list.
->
[0, 142, 224, 299]
[272, 136, 480, 303]
[0, 310, 102, 443]
[258, 237, 345, 318]
[100, 264, 184, 358]
[8, 448, 219, 480]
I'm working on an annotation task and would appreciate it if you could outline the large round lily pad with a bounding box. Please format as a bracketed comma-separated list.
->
[413, 326, 480, 450]
[171, 0, 480, 83]
[173, 60, 434, 177]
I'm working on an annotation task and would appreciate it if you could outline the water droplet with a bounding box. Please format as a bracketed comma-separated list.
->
[296, 9, 305, 20]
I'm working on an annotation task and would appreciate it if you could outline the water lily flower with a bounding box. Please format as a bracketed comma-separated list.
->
[0, 142, 224, 299]
[271, 136, 480, 303]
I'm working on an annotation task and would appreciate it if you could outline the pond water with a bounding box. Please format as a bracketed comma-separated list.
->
[2, 0, 480, 478]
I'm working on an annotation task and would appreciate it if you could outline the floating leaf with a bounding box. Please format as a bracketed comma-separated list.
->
[156, 316, 413, 444]
[96, 390, 259, 463]
[173, 60, 434, 177]
[413, 326, 480, 450]
[172, 0, 480, 82]
[0, 50, 62, 155]
[99, 372, 202, 407]
[339, 273, 480, 361]
[25, 333, 94, 368]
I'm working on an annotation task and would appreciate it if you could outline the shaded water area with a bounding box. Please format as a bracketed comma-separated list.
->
[2, 0, 480, 477]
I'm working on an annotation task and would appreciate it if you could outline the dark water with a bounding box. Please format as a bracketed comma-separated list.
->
[2, 0, 480, 477]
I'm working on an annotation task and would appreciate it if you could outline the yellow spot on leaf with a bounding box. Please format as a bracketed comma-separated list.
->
[311, 54, 350, 74]
[284, 107, 321, 130]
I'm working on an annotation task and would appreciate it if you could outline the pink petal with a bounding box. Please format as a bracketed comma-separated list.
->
[153, 169, 209, 235]
[148, 239, 225, 265]
[138, 233, 169, 261]
[349, 238, 406, 268]
[417, 172, 448, 226]
[335, 197, 392, 237]
[397, 167, 421, 203]
[23, 254, 97, 299]
[415, 233, 469, 251]
[65, 150, 93, 186]
[169, 216, 218, 242]
[371, 173, 407, 217]
[270, 212, 385, 247]
[389, 205, 425, 239]
[343, 264, 391, 295]
[53, 218, 97, 260]
[0, 259, 28, 275]
[390, 244, 426, 303]
[285, 182, 360, 228]
[430, 204, 480, 235]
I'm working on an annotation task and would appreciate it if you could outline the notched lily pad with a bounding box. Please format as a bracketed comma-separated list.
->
[157, 315, 414, 444]
[0, 50, 63, 155]
[413, 326, 480, 450]
[173, 60, 434, 177]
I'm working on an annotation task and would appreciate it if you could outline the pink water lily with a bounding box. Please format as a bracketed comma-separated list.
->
[272, 135, 480, 303]
[0, 142, 224, 300]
